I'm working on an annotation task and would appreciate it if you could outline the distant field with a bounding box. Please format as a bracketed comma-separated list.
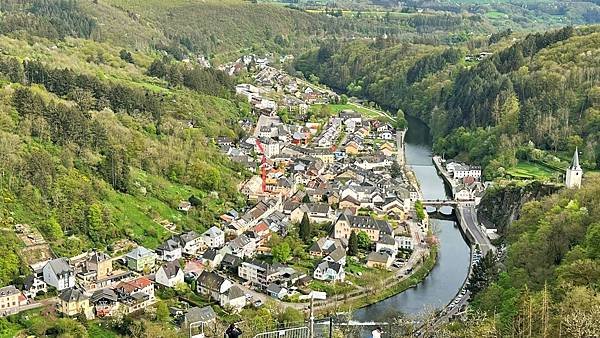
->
[312, 103, 395, 122]
[485, 11, 509, 19]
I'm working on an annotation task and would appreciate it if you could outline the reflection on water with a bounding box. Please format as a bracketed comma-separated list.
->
[353, 116, 470, 322]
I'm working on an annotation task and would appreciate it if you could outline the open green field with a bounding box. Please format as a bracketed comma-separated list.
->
[311, 103, 395, 123]
[506, 161, 559, 180]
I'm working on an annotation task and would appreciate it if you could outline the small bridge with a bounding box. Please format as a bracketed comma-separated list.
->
[422, 199, 460, 206]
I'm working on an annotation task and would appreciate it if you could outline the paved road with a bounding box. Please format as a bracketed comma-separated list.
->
[457, 205, 494, 255]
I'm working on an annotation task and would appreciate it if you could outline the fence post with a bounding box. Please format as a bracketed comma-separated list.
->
[309, 297, 314, 338]
[329, 317, 333, 338]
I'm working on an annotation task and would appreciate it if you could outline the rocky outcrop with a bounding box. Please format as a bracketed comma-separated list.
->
[477, 181, 561, 235]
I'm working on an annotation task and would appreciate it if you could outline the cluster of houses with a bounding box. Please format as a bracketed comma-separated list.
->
[444, 161, 486, 203]
[235, 62, 339, 117]
[212, 66, 424, 296]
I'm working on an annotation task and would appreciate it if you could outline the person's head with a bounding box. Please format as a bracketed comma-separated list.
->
[376, 327, 382, 332]
[229, 323, 236, 329]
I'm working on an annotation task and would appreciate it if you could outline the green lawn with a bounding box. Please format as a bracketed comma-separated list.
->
[88, 323, 119, 338]
[506, 161, 559, 180]
[309, 280, 356, 295]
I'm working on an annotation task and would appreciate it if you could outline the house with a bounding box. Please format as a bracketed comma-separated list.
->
[0, 285, 20, 317]
[226, 234, 257, 258]
[238, 259, 279, 290]
[449, 164, 481, 180]
[57, 288, 94, 319]
[184, 306, 217, 328]
[22, 275, 47, 299]
[339, 195, 361, 210]
[309, 237, 346, 257]
[366, 252, 393, 269]
[156, 238, 182, 262]
[114, 277, 156, 314]
[345, 142, 360, 155]
[323, 245, 347, 266]
[221, 254, 243, 274]
[86, 251, 112, 279]
[196, 271, 232, 302]
[375, 234, 398, 256]
[304, 203, 333, 223]
[200, 249, 223, 269]
[179, 231, 202, 255]
[90, 288, 119, 318]
[378, 131, 394, 140]
[396, 236, 414, 250]
[220, 285, 246, 312]
[266, 283, 288, 300]
[178, 201, 193, 212]
[155, 262, 185, 288]
[332, 214, 393, 242]
[313, 261, 345, 282]
[201, 226, 225, 249]
[42, 258, 75, 291]
[126, 246, 156, 272]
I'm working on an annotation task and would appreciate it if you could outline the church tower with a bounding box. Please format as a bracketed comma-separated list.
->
[565, 148, 583, 189]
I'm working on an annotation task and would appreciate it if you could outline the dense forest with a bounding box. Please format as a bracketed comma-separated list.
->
[295, 26, 600, 177]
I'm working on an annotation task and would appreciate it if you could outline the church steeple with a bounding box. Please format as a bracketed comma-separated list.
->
[565, 147, 583, 189]
[571, 147, 581, 170]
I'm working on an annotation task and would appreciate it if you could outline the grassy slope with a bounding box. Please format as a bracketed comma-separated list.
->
[0, 34, 244, 256]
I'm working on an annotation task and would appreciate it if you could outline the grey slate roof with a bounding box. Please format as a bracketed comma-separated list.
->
[337, 214, 393, 235]
[46, 258, 73, 276]
[59, 287, 88, 303]
[367, 252, 390, 264]
[126, 246, 154, 260]
[159, 261, 182, 278]
[196, 271, 226, 291]
[185, 306, 217, 323]
[91, 288, 118, 303]
[0, 285, 19, 297]
[378, 234, 396, 246]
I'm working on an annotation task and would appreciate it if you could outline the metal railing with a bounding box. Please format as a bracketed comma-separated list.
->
[253, 326, 310, 338]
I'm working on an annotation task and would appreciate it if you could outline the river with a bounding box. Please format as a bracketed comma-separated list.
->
[352, 116, 471, 322]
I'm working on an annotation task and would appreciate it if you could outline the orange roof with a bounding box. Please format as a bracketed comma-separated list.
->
[254, 222, 269, 233]
[130, 277, 152, 288]
[117, 277, 153, 293]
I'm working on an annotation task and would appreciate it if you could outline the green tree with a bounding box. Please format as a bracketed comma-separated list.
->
[86, 203, 105, 244]
[357, 231, 371, 250]
[299, 212, 311, 243]
[272, 242, 291, 263]
[156, 301, 170, 322]
[43, 215, 64, 241]
[415, 200, 426, 221]
[339, 94, 348, 105]
[390, 161, 402, 178]
[348, 230, 358, 256]
[585, 222, 600, 259]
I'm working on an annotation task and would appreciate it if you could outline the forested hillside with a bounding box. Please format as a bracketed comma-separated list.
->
[295, 26, 600, 177]
[452, 176, 600, 336]
[0, 25, 252, 286]
[0, 0, 548, 63]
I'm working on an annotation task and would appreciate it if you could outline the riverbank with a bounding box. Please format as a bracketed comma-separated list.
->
[315, 245, 439, 316]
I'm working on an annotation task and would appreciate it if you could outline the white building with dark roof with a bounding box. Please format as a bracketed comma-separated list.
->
[42, 258, 75, 291]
